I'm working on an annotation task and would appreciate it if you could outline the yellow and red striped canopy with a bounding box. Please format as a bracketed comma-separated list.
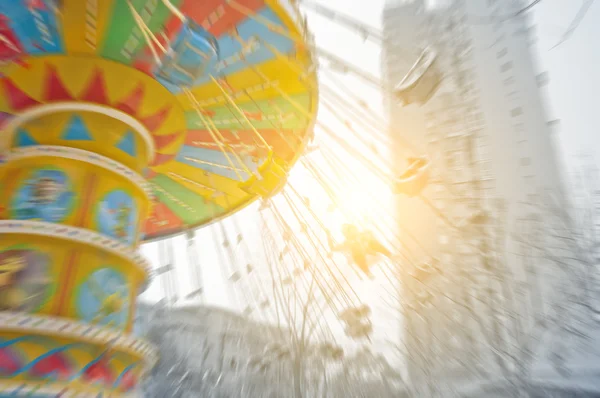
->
[0, 0, 317, 240]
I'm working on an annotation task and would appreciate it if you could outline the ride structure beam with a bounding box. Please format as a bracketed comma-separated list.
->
[315, 47, 383, 89]
[299, 1, 383, 43]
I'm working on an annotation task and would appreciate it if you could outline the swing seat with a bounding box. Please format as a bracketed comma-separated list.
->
[156, 20, 219, 87]
[467, 209, 490, 225]
[394, 156, 430, 197]
[263, 343, 282, 356]
[339, 307, 359, 323]
[356, 303, 371, 318]
[330, 347, 344, 360]
[275, 349, 291, 360]
[339, 304, 371, 323]
[259, 299, 270, 309]
[247, 356, 261, 369]
[413, 289, 433, 306]
[365, 234, 391, 258]
[409, 258, 439, 281]
[239, 154, 288, 198]
[319, 343, 344, 360]
[258, 199, 271, 211]
[394, 47, 442, 106]
[229, 271, 241, 282]
[345, 320, 373, 339]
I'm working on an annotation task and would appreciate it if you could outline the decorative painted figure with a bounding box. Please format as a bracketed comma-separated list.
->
[98, 190, 136, 245]
[78, 268, 129, 329]
[0, 248, 52, 312]
[12, 168, 74, 223]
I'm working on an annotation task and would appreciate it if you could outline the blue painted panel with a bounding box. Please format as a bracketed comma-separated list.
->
[0, 1, 64, 55]
[155, 22, 219, 88]
[14, 128, 38, 147]
[116, 131, 136, 157]
[157, 6, 294, 92]
[62, 115, 93, 141]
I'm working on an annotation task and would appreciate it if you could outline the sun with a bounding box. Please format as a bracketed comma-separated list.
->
[334, 178, 394, 229]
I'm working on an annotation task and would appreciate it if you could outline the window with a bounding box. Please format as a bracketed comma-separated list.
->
[511, 107, 523, 117]
[477, 145, 490, 161]
[520, 157, 531, 166]
[496, 48, 508, 58]
[479, 160, 493, 176]
[481, 178, 496, 191]
[500, 61, 513, 72]
[503, 76, 515, 86]
[536, 72, 549, 87]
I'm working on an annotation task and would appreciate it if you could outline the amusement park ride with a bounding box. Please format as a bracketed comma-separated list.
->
[0, 0, 445, 397]
[0, 0, 322, 396]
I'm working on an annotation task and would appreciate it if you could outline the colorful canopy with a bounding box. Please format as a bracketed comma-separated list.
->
[0, 0, 318, 241]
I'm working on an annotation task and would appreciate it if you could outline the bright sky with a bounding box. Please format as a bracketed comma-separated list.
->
[139, 0, 400, 362]
[139, 0, 599, 366]
[530, 0, 600, 170]
[140, 0, 389, 304]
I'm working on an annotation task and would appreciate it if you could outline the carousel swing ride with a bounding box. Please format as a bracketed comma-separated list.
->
[135, 3, 450, 394]
[0, 0, 317, 396]
[114, 1, 578, 396]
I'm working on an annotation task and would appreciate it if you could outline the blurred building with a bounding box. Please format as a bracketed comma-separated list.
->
[137, 303, 406, 397]
[382, 0, 566, 392]
[138, 303, 292, 397]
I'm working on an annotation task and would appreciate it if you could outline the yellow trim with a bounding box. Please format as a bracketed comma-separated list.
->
[62, 0, 116, 55]
[166, 172, 237, 209]
[0, 327, 149, 362]
[0, 0, 319, 239]
[155, 161, 248, 199]
[265, 0, 310, 53]
[177, 58, 310, 108]
[264, 0, 319, 156]
[0, 56, 187, 151]
[15, 106, 153, 171]
[177, 0, 316, 108]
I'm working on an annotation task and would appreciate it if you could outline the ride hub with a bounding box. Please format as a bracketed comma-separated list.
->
[0, 0, 315, 396]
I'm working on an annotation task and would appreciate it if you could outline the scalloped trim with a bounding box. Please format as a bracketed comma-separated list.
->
[2, 145, 152, 199]
[0, 380, 138, 397]
[0, 220, 150, 277]
[0, 102, 155, 164]
[0, 312, 157, 367]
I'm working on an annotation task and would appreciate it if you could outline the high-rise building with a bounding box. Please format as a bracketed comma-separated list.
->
[382, 0, 565, 392]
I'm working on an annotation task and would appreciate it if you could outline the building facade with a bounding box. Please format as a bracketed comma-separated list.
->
[137, 303, 406, 397]
[382, 0, 565, 393]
